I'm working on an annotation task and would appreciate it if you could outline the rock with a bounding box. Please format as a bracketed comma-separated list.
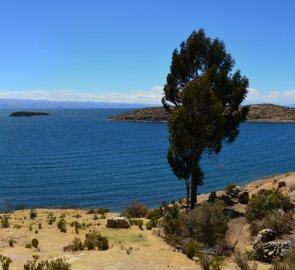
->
[253, 229, 276, 246]
[254, 240, 293, 262]
[106, 217, 130, 228]
[220, 195, 236, 206]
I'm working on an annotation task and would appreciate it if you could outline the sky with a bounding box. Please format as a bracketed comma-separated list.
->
[0, 0, 295, 105]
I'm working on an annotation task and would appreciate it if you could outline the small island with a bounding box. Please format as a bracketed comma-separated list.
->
[9, 111, 49, 117]
[109, 104, 295, 123]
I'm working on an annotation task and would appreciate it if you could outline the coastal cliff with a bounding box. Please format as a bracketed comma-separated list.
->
[109, 104, 295, 122]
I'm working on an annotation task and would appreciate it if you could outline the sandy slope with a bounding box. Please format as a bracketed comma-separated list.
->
[0, 172, 294, 269]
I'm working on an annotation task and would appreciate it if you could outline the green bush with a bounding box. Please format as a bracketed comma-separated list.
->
[210, 256, 225, 270]
[8, 238, 16, 247]
[31, 238, 39, 248]
[84, 231, 109, 251]
[146, 219, 158, 230]
[183, 239, 203, 259]
[245, 189, 293, 222]
[264, 211, 293, 235]
[72, 237, 83, 251]
[122, 200, 148, 218]
[30, 209, 37, 219]
[278, 181, 286, 189]
[224, 184, 236, 195]
[1, 216, 10, 228]
[146, 207, 163, 220]
[184, 201, 229, 246]
[57, 219, 67, 233]
[0, 255, 12, 270]
[129, 219, 144, 230]
[47, 212, 56, 225]
[24, 257, 71, 270]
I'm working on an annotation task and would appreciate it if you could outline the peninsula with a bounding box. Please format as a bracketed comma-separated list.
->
[9, 111, 49, 117]
[109, 104, 295, 123]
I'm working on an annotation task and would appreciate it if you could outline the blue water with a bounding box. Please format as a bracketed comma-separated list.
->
[0, 109, 294, 211]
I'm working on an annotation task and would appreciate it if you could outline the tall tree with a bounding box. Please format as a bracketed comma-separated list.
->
[163, 29, 249, 209]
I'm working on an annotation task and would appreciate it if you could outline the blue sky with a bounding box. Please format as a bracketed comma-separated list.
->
[0, 0, 294, 104]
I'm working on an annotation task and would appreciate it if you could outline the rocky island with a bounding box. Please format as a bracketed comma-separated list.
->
[9, 111, 49, 117]
[109, 104, 295, 123]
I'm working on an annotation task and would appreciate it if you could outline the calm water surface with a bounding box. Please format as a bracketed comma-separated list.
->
[0, 109, 294, 211]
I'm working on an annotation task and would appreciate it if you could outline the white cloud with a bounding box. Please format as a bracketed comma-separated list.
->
[0, 86, 163, 104]
[245, 88, 295, 105]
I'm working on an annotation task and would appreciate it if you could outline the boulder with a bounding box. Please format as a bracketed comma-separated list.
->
[238, 190, 249, 204]
[253, 229, 276, 246]
[220, 195, 236, 206]
[106, 217, 130, 228]
[208, 192, 217, 203]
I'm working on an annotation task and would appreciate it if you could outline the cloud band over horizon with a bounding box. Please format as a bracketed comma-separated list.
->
[0, 87, 295, 105]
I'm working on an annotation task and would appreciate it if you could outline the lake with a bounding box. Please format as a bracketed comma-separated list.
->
[0, 108, 294, 211]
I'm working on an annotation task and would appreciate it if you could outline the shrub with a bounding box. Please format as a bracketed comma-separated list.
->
[129, 219, 144, 230]
[38, 223, 42, 229]
[84, 231, 109, 251]
[47, 212, 56, 225]
[210, 256, 225, 270]
[224, 184, 237, 195]
[123, 201, 148, 218]
[146, 207, 163, 220]
[245, 189, 293, 222]
[278, 181, 286, 189]
[24, 257, 71, 270]
[200, 254, 210, 270]
[1, 216, 10, 228]
[214, 239, 234, 256]
[57, 219, 67, 233]
[30, 209, 37, 219]
[25, 244, 32, 248]
[286, 249, 295, 270]
[8, 238, 16, 247]
[31, 238, 39, 248]
[86, 208, 109, 215]
[72, 237, 83, 251]
[183, 239, 203, 259]
[0, 255, 12, 270]
[146, 219, 158, 230]
[263, 211, 293, 235]
[184, 201, 229, 246]
[234, 253, 257, 270]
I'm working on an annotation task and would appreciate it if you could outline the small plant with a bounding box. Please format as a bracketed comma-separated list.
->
[183, 239, 203, 259]
[13, 224, 22, 229]
[29, 224, 33, 231]
[57, 219, 67, 233]
[245, 189, 293, 222]
[93, 214, 98, 220]
[72, 237, 83, 251]
[47, 212, 56, 225]
[122, 200, 148, 218]
[31, 238, 39, 248]
[224, 183, 237, 195]
[30, 209, 37, 219]
[59, 213, 66, 219]
[25, 243, 32, 248]
[24, 257, 71, 270]
[38, 223, 42, 229]
[1, 216, 10, 228]
[0, 255, 12, 270]
[278, 181, 286, 189]
[129, 219, 144, 230]
[8, 238, 16, 247]
[35, 230, 38, 234]
[86, 208, 109, 215]
[84, 231, 109, 251]
[73, 213, 81, 219]
[210, 256, 225, 270]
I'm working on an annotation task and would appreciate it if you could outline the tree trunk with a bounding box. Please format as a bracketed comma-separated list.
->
[185, 178, 190, 210]
[190, 154, 198, 209]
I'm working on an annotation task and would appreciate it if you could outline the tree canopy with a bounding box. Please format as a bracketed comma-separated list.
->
[163, 29, 249, 209]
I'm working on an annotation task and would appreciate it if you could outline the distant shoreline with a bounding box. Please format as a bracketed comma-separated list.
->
[109, 104, 295, 123]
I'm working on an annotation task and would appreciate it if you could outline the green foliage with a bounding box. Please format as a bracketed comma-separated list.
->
[129, 219, 143, 230]
[1, 216, 10, 228]
[245, 189, 293, 222]
[0, 255, 12, 270]
[57, 219, 67, 233]
[24, 257, 71, 270]
[84, 231, 109, 251]
[31, 238, 39, 248]
[184, 201, 229, 246]
[86, 208, 109, 215]
[278, 181, 286, 189]
[146, 208, 163, 220]
[224, 184, 237, 195]
[72, 237, 83, 251]
[210, 256, 225, 270]
[30, 209, 37, 219]
[183, 239, 203, 259]
[146, 219, 158, 230]
[163, 28, 249, 209]
[123, 201, 148, 218]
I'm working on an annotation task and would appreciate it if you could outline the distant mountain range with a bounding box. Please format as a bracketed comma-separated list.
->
[0, 99, 156, 109]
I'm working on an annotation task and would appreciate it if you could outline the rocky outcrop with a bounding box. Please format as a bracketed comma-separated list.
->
[109, 104, 295, 122]
[9, 111, 49, 117]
